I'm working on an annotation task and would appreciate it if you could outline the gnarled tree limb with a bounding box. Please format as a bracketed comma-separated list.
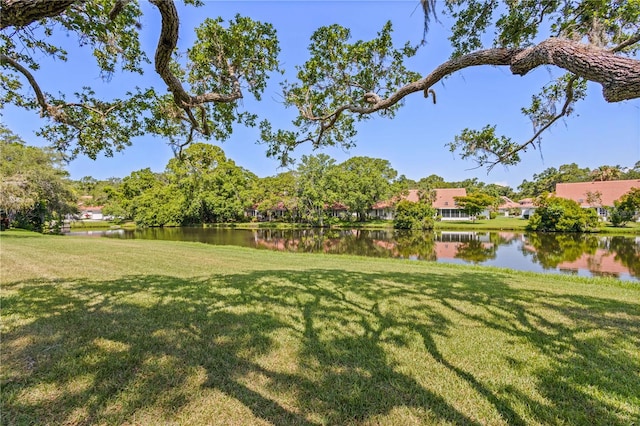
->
[510, 38, 640, 102]
[300, 38, 639, 142]
[0, 0, 76, 30]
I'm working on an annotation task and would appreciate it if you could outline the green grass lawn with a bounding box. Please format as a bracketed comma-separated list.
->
[435, 216, 530, 231]
[1, 230, 639, 425]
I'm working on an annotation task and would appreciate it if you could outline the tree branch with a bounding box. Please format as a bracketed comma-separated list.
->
[0, 0, 76, 30]
[611, 31, 640, 53]
[486, 75, 579, 172]
[296, 38, 639, 152]
[511, 38, 640, 102]
[0, 53, 49, 115]
[149, 0, 243, 114]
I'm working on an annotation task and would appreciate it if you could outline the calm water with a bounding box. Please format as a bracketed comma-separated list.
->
[72, 228, 640, 282]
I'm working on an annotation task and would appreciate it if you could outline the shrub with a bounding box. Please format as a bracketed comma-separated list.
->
[527, 197, 599, 232]
[489, 211, 498, 220]
[394, 200, 436, 230]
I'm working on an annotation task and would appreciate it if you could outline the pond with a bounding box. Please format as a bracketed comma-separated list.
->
[71, 228, 640, 282]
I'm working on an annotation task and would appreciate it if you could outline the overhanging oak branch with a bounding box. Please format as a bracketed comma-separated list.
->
[149, 0, 242, 113]
[0, 0, 76, 30]
[299, 38, 639, 146]
[511, 38, 640, 102]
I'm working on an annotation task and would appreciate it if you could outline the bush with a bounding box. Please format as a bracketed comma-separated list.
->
[527, 197, 599, 232]
[394, 200, 436, 230]
[489, 211, 498, 220]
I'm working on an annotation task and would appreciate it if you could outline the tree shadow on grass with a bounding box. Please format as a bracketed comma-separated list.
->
[2, 268, 639, 424]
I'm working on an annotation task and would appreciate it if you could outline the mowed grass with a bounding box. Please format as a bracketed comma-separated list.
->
[1, 230, 639, 425]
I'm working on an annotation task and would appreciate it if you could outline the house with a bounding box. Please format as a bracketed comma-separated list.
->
[497, 196, 522, 217]
[326, 202, 349, 218]
[369, 189, 420, 220]
[79, 206, 104, 220]
[517, 198, 537, 219]
[555, 179, 640, 218]
[432, 188, 470, 220]
[370, 188, 475, 221]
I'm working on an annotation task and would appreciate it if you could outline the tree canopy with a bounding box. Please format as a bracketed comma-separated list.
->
[1, 0, 639, 170]
[0, 125, 77, 230]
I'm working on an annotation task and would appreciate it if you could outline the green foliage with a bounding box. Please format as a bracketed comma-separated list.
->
[36, 87, 154, 159]
[609, 187, 640, 227]
[518, 163, 592, 197]
[262, 22, 420, 165]
[294, 154, 337, 226]
[393, 200, 435, 230]
[454, 239, 497, 264]
[0, 125, 76, 232]
[253, 172, 297, 221]
[522, 233, 599, 269]
[447, 125, 519, 167]
[453, 192, 496, 221]
[527, 196, 599, 232]
[333, 156, 399, 221]
[2, 5, 280, 160]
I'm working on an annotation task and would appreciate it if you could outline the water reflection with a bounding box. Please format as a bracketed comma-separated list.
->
[522, 233, 640, 279]
[83, 227, 639, 281]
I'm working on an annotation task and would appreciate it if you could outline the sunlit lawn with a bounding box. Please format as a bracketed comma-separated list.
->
[1, 230, 639, 425]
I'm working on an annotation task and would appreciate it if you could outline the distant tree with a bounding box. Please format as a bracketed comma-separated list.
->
[622, 161, 640, 180]
[130, 182, 185, 227]
[591, 165, 623, 182]
[166, 143, 256, 224]
[448, 178, 485, 193]
[295, 154, 337, 226]
[518, 163, 591, 197]
[482, 183, 516, 200]
[0, 125, 76, 232]
[254, 172, 297, 221]
[609, 187, 640, 227]
[453, 192, 496, 222]
[395, 175, 417, 191]
[333, 156, 398, 221]
[104, 168, 170, 225]
[527, 196, 599, 232]
[415, 175, 448, 191]
[393, 200, 435, 230]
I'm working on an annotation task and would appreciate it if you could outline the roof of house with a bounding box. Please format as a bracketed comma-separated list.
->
[555, 179, 640, 207]
[80, 205, 104, 211]
[498, 196, 521, 209]
[372, 188, 468, 210]
[371, 189, 417, 209]
[517, 198, 536, 208]
[432, 188, 467, 209]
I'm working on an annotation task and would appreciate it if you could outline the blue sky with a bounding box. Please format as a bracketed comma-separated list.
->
[3, 1, 639, 188]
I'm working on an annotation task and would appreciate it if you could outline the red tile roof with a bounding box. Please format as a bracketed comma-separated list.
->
[432, 188, 467, 209]
[498, 196, 520, 209]
[555, 179, 640, 207]
[372, 188, 467, 210]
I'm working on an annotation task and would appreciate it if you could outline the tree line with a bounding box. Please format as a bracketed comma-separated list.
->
[3, 124, 639, 230]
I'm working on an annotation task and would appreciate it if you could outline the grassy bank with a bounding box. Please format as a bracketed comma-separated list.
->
[70, 220, 136, 230]
[199, 216, 640, 234]
[2, 230, 639, 425]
